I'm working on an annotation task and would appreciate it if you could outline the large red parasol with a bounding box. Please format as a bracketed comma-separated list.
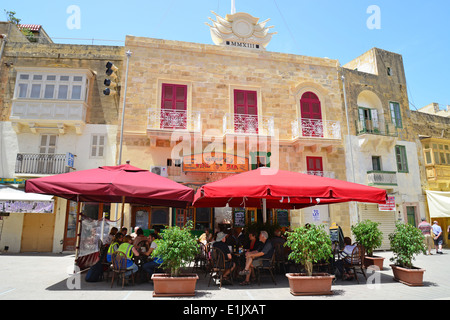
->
[193, 167, 387, 209]
[25, 164, 194, 208]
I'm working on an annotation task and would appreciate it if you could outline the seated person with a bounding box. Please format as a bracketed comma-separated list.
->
[133, 228, 149, 247]
[117, 235, 151, 275]
[119, 227, 128, 236]
[199, 228, 213, 244]
[240, 231, 273, 285]
[106, 232, 123, 262]
[105, 227, 118, 245]
[142, 234, 163, 278]
[335, 237, 357, 280]
[271, 228, 286, 247]
[244, 231, 262, 252]
[212, 232, 236, 281]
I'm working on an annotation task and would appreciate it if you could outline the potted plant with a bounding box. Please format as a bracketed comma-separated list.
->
[351, 220, 384, 270]
[150, 221, 200, 297]
[285, 224, 334, 296]
[388, 221, 427, 286]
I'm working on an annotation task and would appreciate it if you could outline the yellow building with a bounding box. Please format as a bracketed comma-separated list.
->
[412, 108, 450, 247]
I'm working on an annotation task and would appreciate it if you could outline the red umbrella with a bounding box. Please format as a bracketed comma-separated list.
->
[25, 164, 194, 207]
[193, 167, 387, 209]
[26, 164, 194, 269]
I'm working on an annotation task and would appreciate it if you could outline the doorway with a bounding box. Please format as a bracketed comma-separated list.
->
[21, 213, 55, 252]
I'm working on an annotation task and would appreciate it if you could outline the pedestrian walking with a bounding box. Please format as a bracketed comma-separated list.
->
[432, 221, 444, 254]
[418, 218, 433, 255]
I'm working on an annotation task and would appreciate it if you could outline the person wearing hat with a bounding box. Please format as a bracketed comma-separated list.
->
[212, 232, 235, 282]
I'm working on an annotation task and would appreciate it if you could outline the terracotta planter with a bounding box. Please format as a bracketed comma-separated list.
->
[152, 273, 199, 297]
[286, 273, 334, 296]
[364, 256, 385, 270]
[390, 265, 425, 287]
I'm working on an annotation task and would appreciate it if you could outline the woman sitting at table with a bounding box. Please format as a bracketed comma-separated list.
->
[212, 232, 236, 282]
[244, 231, 262, 252]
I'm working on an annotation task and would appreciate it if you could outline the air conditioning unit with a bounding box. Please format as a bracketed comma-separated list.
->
[150, 166, 168, 177]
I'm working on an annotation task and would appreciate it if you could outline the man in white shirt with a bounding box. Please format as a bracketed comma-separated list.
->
[432, 221, 443, 254]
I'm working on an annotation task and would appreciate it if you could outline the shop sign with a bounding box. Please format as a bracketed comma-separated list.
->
[182, 153, 249, 173]
[0, 200, 54, 214]
[0, 178, 26, 185]
[378, 196, 395, 212]
[312, 209, 320, 222]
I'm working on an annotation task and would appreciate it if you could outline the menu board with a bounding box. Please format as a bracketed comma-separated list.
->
[234, 208, 246, 227]
[276, 209, 290, 227]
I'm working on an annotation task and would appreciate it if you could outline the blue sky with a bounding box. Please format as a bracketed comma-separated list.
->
[3, 0, 450, 111]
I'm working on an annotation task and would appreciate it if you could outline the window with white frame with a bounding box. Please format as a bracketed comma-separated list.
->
[90, 134, 106, 158]
[14, 71, 90, 102]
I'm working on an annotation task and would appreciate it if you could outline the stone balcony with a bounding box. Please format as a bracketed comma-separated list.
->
[367, 170, 398, 186]
[291, 118, 341, 154]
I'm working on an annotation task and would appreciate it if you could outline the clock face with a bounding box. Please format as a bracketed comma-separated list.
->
[232, 19, 254, 38]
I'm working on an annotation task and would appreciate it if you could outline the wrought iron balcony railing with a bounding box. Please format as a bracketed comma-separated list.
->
[15, 153, 71, 175]
[223, 113, 274, 136]
[292, 118, 341, 140]
[302, 171, 336, 179]
[147, 108, 201, 132]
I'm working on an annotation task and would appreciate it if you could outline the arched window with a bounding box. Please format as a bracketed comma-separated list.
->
[300, 92, 323, 137]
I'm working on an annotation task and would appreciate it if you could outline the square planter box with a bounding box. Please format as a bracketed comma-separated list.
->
[286, 273, 334, 296]
[152, 273, 199, 297]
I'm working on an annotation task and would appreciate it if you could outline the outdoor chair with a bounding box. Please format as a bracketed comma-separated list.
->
[192, 242, 209, 275]
[343, 243, 367, 284]
[273, 243, 292, 274]
[255, 254, 277, 285]
[111, 251, 135, 289]
[207, 247, 233, 288]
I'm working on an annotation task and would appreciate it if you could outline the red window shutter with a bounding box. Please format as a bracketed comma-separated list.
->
[233, 90, 258, 133]
[306, 157, 323, 175]
[161, 83, 187, 129]
[300, 92, 323, 137]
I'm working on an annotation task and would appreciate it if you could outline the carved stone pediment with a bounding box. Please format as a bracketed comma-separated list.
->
[206, 11, 277, 50]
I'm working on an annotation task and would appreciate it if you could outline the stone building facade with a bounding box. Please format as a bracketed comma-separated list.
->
[0, 21, 124, 253]
[118, 35, 349, 235]
[341, 48, 425, 249]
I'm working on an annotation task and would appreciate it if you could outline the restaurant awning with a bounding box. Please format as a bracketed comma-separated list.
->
[426, 190, 450, 218]
[0, 186, 54, 214]
[0, 186, 54, 202]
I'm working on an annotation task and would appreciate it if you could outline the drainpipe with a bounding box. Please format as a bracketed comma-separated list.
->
[0, 34, 7, 179]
